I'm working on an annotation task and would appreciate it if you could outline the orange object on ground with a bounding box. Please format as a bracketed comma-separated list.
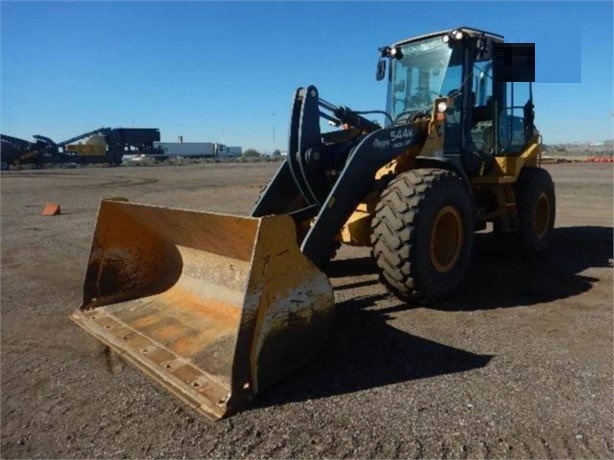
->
[41, 202, 61, 216]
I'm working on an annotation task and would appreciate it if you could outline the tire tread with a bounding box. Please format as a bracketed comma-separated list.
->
[371, 168, 472, 301]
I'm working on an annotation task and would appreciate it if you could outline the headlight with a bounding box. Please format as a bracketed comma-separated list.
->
[437, 101, 448, 113]
[389, 47, 403, 59]
[454, 31, 464, 40]
[442, 35, 450, 43]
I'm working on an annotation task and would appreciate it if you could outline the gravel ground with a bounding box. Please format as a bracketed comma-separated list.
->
[1, 162, 612, 458]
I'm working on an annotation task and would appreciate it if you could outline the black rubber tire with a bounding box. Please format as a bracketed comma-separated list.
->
[371, 168, 474, 302]
[514, 167, 555, 256]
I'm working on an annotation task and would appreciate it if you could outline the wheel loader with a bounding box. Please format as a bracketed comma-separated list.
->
[70, 27, 555, 420]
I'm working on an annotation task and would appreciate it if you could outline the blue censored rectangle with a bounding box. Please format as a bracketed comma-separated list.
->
[535, 31, 581, 83]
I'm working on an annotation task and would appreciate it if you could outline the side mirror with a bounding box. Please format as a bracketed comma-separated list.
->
[376, 58, 387, 81]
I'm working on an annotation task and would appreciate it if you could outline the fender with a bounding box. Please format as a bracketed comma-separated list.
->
[414, 156, 473, 194]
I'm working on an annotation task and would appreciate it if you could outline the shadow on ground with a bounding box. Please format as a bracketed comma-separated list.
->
[441, 225, 613, 310]
[250, 226, 612, 408]
[252, 291, 492, 408]
[328, 226, 613, 310]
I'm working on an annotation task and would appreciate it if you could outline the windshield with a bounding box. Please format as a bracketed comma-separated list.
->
[387, 37, 464, 122]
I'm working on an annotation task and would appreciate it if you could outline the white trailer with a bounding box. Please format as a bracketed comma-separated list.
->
[154, 142, 215, 158]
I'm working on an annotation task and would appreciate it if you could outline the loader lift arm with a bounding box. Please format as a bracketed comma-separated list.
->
[252, 85, 426, 267]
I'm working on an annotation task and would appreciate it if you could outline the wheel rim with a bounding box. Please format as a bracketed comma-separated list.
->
[534, 192, 550, 239]
[430, 205, 464, 273]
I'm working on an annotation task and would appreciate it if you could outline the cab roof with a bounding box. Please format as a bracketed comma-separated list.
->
[392, 27, 504, 47]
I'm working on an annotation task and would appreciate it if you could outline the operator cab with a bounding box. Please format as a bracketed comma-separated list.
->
[377, 27, 536, 174]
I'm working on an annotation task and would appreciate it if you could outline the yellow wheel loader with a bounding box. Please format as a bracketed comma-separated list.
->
[71, 27, 555, 419]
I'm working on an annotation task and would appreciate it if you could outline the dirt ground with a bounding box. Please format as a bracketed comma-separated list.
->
[1, 162, 612, 459]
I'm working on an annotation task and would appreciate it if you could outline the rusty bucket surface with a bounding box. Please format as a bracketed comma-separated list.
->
[70, 200, 334, 420]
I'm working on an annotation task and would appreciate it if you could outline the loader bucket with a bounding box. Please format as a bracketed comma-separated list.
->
[70, 200, 334, 420]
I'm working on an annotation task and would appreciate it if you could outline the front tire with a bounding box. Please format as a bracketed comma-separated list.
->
[371, 168, 474, 302]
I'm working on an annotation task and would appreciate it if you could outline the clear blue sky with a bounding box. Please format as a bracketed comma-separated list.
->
[1, 1, 612, 151]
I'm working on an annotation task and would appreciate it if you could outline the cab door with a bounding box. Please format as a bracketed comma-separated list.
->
[492, 42, 536, 155]
[496, 81, 534, 154]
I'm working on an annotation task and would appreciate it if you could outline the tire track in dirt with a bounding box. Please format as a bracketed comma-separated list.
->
[315, 434, 613, 460]
[1, 172, 159, 190]
[404, 434, 613, 459]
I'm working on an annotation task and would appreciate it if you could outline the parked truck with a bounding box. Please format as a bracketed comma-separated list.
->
[154, 142, 216, 158]
[218, 145, 242, 157]
[154, 142, 242, 158]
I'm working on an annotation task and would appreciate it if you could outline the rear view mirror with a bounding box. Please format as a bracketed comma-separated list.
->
[376, 58, 387, 81]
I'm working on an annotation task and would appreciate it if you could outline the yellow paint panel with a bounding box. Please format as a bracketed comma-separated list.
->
[472, 139, 541, 184]
[66, 144, 106, 156]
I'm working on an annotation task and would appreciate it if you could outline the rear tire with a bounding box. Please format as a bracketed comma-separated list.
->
[371, 168, 474, 302]
[514, 167, 555, 256]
